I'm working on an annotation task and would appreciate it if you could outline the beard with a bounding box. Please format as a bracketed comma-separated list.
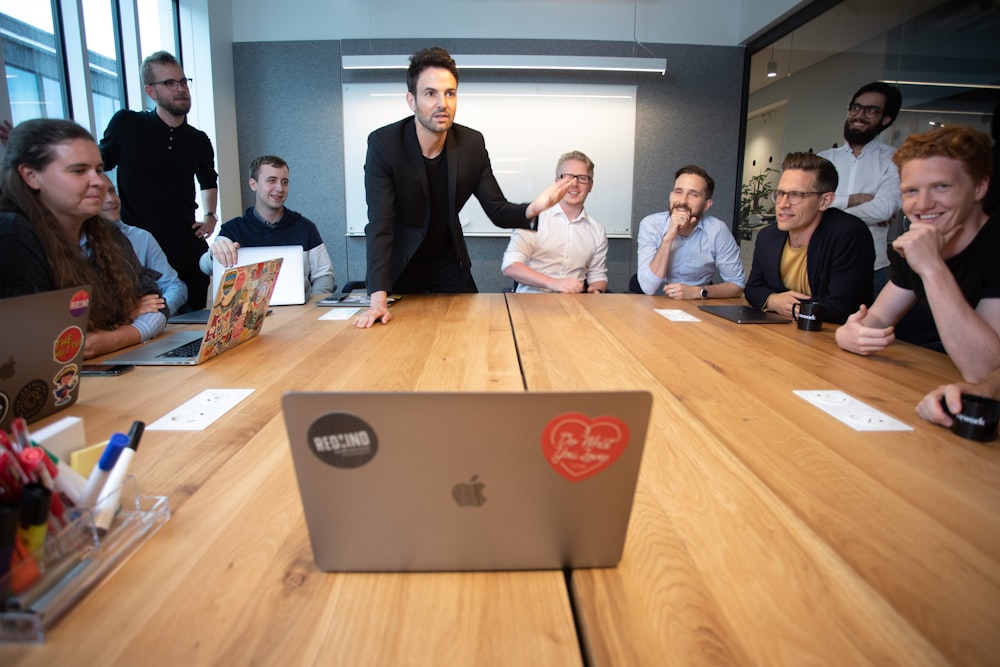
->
[157, 95, 191, 117]
[843, 118, 883, 146]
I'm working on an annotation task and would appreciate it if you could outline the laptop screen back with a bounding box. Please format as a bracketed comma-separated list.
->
[0, 286, 91, 430]
[281, 390, 652, 572]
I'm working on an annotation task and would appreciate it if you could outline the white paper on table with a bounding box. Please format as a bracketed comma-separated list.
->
[148, 388, 255, 431]
[319, 308, 359, 320]
[794, 390, 913, 432]
[655, 309, 701, 322]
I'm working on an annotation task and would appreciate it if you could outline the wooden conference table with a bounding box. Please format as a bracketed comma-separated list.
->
[3, 294, 998, 666]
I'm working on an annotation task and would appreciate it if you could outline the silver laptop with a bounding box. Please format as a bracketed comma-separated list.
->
[212, 245, 304, 305]
[281, 390, 652, 571]
[0, 286, 91, 430]
[105, 259, 281, 366]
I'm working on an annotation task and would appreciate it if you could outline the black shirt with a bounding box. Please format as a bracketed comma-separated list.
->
[99, 109, 217, 259]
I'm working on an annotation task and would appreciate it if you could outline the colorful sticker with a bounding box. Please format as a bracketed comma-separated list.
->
[53, 326, 84, 363]
[541, 413, 629, 482]
[52, 364, 80, 406]
[69, 289, 90, 317]
[307, 412, 378, 469]
[14, 379, 48, 420]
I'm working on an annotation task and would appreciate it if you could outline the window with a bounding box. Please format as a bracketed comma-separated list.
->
[0, 0, 179, 131]
[0, 2, 68, 123]
[82, 0, 124, 136]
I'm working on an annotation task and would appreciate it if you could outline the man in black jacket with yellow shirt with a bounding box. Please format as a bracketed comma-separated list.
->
[745, 152, 874, 325]
[354, 47, 572, 328]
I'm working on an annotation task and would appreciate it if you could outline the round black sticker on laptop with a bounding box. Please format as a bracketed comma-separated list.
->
[307, 412, 378, 468]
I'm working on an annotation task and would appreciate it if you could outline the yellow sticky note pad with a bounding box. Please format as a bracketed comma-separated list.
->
[70, 440, 109, 478]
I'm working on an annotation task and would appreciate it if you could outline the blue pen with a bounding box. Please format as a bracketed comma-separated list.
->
[78, 434, 129, 509]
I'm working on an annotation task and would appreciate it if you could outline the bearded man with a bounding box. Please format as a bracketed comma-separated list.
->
[100, 51, 218, 311]
[818, 82, 902, 295]
[634, 164, 745, 299]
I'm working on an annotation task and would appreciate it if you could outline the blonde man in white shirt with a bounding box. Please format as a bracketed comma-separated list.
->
[501, 151, 608, 293]
[818, 81, 903, 295]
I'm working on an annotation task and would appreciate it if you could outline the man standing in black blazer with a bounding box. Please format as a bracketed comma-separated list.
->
[744, 152, 874, 325]
[354, 47, 572, 328]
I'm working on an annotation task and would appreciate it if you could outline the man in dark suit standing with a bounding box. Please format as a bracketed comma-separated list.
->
[354, 47, 572, 328]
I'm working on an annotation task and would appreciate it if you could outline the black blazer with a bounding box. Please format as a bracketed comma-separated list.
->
[745, 208, 874, 324]
[363, 117, 532, 294]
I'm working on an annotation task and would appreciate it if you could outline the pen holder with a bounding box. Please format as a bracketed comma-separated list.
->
[0, 475, 170, 643]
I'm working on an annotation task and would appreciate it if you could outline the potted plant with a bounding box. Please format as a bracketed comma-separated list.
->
[739, 167, 779, 239]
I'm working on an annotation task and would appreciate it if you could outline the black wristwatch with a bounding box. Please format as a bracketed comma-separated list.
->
[700, 287, 709, 299]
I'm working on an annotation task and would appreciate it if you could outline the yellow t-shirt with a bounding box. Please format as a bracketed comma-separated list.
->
[779, 240, 810, 296]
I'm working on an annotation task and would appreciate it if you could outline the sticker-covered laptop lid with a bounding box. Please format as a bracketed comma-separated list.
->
[0, 286, 91, 430]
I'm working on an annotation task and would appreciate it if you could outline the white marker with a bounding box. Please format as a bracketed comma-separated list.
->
[94, 421, 145, 535]
[78, 433, 128, 509]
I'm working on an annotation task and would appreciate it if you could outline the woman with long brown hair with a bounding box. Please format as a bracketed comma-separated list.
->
[0, 118, 166, 358]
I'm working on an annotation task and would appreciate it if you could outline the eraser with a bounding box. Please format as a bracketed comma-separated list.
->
[69, 440, 109, 478]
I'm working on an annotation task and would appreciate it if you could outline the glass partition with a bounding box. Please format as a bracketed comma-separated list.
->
[741, 0, 998, 240]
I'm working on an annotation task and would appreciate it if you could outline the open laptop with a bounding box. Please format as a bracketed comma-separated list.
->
[105, 259, 281, 366]
[170, 246, 304, 325]
[699, 304, 790, 324]
[212, 245, 305, 306]
[0, 286, 91, 430]
[281, 390, 652, 571]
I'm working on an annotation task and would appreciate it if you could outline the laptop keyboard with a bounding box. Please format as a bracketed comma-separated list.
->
[157, 339, 203, 359]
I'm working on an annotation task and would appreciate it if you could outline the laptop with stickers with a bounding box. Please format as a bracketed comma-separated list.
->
[105, 259, 281, 366]
[0, 286, 91, 430]
[212, 245, 305, 306]
[281, 390, 652, 571]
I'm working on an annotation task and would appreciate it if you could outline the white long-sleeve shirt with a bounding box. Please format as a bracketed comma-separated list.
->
[501, 205, 608, 293]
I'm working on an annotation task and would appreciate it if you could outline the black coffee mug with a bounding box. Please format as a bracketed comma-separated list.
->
[791, 300, 824, 331]
[941, 394, 1000, 442]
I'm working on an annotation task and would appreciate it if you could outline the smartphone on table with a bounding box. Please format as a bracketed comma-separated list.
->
[81, 364, 135, 376]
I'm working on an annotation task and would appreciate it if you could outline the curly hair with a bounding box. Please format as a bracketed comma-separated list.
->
[407, 47, 459, 95]
[892, 126, 993, 185]
[0, 118, 143, 330]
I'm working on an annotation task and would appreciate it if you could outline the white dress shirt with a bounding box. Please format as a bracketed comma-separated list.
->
[501, 204, 608, 293]
[819, 140, 900, 271]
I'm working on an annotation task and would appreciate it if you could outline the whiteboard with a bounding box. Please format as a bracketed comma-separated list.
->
[342, 83, 636, 237]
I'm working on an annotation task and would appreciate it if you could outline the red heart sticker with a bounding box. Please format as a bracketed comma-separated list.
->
[541, 413, 629, 482]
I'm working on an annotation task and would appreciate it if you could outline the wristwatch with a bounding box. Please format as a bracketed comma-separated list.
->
[699, 287, 709, 299]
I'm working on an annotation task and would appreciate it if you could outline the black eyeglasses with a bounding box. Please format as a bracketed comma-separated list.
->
[559, 173, 592, 184]
[848, 103, 882, 117]
[148, 77, 192, 90]
[771, 190, 824, 205]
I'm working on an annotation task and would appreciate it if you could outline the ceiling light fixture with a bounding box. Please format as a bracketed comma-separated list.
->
[342, 55, 667, 75]
[766, 46, 777, 78]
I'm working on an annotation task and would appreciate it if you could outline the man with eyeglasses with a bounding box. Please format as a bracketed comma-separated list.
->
[353, 47, 572, 328]
[501, 151, 608, 293]
[99, 51, 218, 311]
[745, 152, 874, 324]
[818, 82, 902, 296]
[634, 164, 745, 299]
